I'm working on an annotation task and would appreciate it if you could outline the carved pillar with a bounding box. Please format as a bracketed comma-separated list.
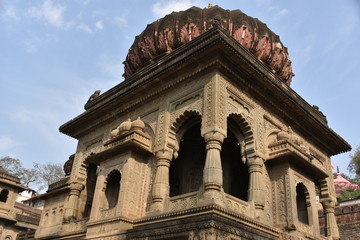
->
[247, 155, 265, 217]
[64, 182, 84, 222]
[321, 197, 339, 240]
[202, 131, 224, 202]
[151, 149, 172, 212]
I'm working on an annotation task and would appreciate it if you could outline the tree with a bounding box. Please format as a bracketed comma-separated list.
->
[338, 189, 360, 202]
[36, 162, 65, 191]
[0, 156, 24, 177]
[0, 156, 65, 192]
[348, 146, 360, 183]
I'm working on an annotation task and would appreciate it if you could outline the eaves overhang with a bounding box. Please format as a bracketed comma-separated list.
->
[59, 26, 350, 156]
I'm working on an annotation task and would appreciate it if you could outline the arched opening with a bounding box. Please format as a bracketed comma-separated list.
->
[84, 163, 97, 217]
[105, 170, 121, 209]
[0, 189, 9, 202]
[169, 122, 206, 197]
[221, 119, 249, 201]
[296, 183, 310, 224]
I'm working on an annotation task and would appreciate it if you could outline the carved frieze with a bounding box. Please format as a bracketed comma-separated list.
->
[153, 111, 170, 152]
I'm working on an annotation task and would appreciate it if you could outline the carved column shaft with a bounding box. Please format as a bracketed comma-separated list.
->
[151, 150, 172, 212]
[247, 156, 265, 210]
[64, 182, 84, 222]
[321, 198, 340, 240]
[202, 132, 225, 204]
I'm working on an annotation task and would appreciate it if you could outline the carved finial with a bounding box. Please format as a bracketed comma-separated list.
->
[208, 3, 213, 8]
[212, 15, 222, 27]
[131, 116, 145, 131]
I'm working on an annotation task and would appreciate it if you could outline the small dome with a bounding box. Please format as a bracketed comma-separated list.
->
[119, 119, 132, 134]
[277, 127, 292, 141]
[110, 127, 120, 138]
[131, 117, 145, 131]
[123, 5, 294, 85]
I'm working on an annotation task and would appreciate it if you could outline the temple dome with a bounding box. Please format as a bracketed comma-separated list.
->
[123, 5, 294, 85]
[334, 173, 359, 196]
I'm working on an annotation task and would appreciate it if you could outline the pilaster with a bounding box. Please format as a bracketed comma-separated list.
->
[247, 155, 265, 219]
[64, 182, 84, 222]
[150, 149, 173, 212]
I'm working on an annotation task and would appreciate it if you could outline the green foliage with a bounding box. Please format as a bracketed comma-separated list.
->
[348, 146, 360, 177]
[337, 188, 360, 202]
[0, 156, 65, 192]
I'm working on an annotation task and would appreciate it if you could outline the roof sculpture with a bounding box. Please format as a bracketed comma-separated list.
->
[123, 5, 294, 85]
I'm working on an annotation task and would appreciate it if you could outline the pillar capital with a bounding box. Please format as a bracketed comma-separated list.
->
[203, 130, 225, 144]
[155, 149, 173, 160]
[321, 197, 336, 211]
[69, 182, 84, 196]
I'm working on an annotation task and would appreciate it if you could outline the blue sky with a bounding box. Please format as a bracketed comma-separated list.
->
[0, 0, 359, 177]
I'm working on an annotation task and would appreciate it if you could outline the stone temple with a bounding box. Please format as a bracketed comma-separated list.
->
[35, 5, 350, 240]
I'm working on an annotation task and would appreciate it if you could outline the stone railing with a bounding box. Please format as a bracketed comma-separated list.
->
[168, 192, 198, 212]
[16, 213, 40, 225]
[48, 176, 69, 192]
[225, 193, 249, 215]
[0, 172, 20, 183]
[62, 217, 88, 233]
[15, 202, 42, 216]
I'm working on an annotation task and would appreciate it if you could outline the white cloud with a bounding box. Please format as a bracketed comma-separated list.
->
[267, 6, 289, 18]
[10, 109, 59, 144]
[95, 20, 104, 30]
[97, 55, 123, 78]
[279, 8, 289, 16]
[0, 136, 16, 151]
[2, 4, 20, 21]
[28, 0, 66, 28]
[323, 14, 356, 54]
[24, 41, 37, 53]
[151, 0, 206, 18]
[77, 23, 93, 33]
[23, 34, 58, 53]
[114, 16, 127, 28]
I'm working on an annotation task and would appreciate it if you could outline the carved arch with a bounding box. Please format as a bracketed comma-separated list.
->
[227, 113, 255, 159]
[169, 110, 204, 197]
[169, 110, 202, 152]
[296, 182, 311, 225]
[104, 169, 121, 209]
[0, 189, 9, 202]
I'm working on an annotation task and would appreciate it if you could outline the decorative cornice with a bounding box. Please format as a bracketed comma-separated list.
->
[86, 129, 153, 165]
[59, 26, 350, 156]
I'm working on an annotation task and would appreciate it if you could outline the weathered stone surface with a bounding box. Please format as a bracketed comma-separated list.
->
[36, 5, 350, 240]
[123, 6, 295, 84]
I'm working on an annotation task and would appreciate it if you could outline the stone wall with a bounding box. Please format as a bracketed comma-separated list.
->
[319, 202, 360, 240]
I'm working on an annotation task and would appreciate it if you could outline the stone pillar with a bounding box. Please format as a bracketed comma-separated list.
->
[247, 155, 265, 217]
[64, 182, 84, 222]
[151, 149, 172, 212]
[202, 131, 224, 203]
[321, 197, 340, 240]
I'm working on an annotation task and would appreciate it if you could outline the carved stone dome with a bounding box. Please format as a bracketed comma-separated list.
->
[123, 5, 294, 85]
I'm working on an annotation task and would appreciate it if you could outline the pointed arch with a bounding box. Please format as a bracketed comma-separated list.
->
[227, 113, 255, 159]
[83, 162, 97, 217]
[170, 110, 202, 144]
[104, 170, 121, 209]
[296, 183, 310, 224]
[0, 189, 9, 202]
[221, 115, 252, 201]
[169, 111, 205, 197]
